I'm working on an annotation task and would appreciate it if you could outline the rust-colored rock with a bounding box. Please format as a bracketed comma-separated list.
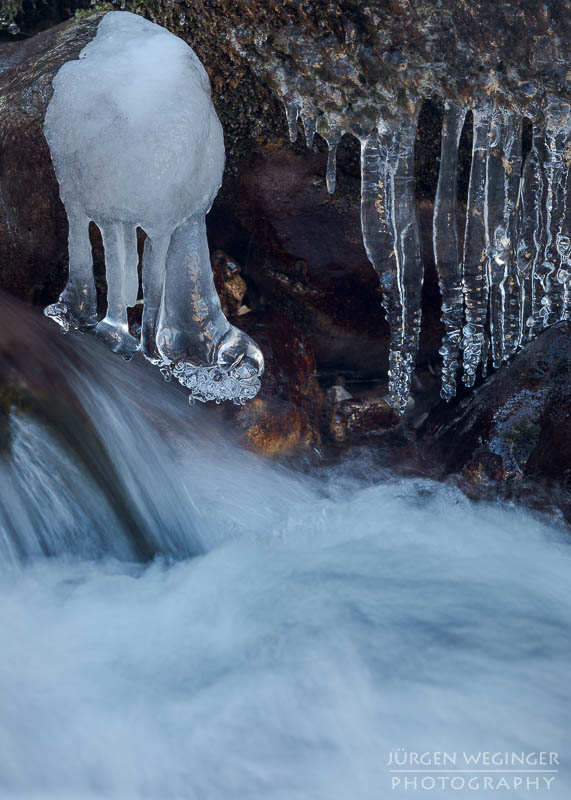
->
[226, 310, 324, 456]
[211, 250, 249, 317]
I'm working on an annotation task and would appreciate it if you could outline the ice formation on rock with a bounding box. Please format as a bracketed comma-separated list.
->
[359, 97, 423, 414]
[43, 11, 263, 405]
[280, 91, 569, 410]
[433, 102, 468, 401]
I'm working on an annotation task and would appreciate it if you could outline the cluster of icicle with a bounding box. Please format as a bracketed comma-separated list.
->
[284, 94, 570, 413]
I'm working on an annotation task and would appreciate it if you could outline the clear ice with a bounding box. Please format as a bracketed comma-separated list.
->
[359, 99, 423, 414]
[43, 11, 263, 405]
[433, 102, 467, 400]
[461, 100, 493, 388]
[279, 87, 570, 410]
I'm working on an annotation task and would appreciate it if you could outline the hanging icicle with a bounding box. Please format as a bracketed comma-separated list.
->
[433, 102, 468, 400]
[323, 126, 344, 194]
[485, 104, 522, 366]
[516, 118, 546, 345]
[462, 99, 493, 387]
[302, 111, 317, 149]
[284, 101, 300, 143]
[359, 98, 423, 413]
[278, 69, 568, 414]
[538, 97, 571, 327]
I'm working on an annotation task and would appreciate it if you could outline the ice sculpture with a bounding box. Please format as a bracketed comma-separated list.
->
[43, 11, 263, 405]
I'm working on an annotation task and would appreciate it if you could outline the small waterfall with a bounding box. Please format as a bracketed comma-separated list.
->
[0, 295, 301, 564]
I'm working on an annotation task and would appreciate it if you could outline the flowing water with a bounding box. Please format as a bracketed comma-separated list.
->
[0, 307, 570, 799]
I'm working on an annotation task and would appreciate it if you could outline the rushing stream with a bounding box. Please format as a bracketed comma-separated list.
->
[0, 308, 570, 799]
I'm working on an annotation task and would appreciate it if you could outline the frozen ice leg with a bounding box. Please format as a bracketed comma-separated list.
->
[140, 233, 171, 365]
[433, 102, 468, 400]
[156, 216, 263, 405]
[95, 222, 140, 359]
[44, 211, 98, 332]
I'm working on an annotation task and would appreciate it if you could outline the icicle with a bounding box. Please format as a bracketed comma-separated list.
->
[323, 127, 344, 194]
[462, 99, 493, 387]
[485, 106, 522, 365]
[516, 120, 546, 344]
[302, 112, 317, 149]
[557, 235, 571, 321]
[284, 101, 300, 143]
[538, 97, 571, 327]
[359, 100, 423, 414]
[432, 102, 467, 400]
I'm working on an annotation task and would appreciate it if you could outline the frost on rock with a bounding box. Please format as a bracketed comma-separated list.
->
[43, 11, 263, 406]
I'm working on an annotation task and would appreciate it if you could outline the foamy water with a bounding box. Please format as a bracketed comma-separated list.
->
[0, 336, 569, 799]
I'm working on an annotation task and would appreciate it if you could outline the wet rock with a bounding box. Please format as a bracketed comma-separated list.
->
[422, 323, 571, 520]
[139, 0, 568, 132]
[328, 395, 400, 445]
[0, 13, 104, 300]
[229, 141, 444, 381]
[211, 250, 249, 317]
[225, 310, 324, 456]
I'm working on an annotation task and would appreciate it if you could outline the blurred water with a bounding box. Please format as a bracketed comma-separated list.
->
[0, 329, 570, 799]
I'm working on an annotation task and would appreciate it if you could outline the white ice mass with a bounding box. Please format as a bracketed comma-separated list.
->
[43, 11, 263, 405]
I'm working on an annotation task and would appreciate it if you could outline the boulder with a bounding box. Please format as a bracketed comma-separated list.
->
[421, 323, 571, 521]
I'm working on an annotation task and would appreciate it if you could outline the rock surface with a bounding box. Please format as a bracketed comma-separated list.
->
[0, 12, 445, 389]
[422, 323, 571, 521]
[0, 6, 569, 513]
[0, 14, 102, 300]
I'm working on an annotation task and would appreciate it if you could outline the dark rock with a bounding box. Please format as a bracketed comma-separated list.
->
[0, 13, 104, 300]
[211, 249, 249, 317]
[421, 323, 571, 521]
[328, 395, 400, 444]
[221, 140, 444, 381]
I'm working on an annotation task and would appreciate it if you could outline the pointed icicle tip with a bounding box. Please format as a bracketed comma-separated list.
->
[324, 128, 344, 195]
[285, 101, 300, 143]
[302, 113, 317, 149]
